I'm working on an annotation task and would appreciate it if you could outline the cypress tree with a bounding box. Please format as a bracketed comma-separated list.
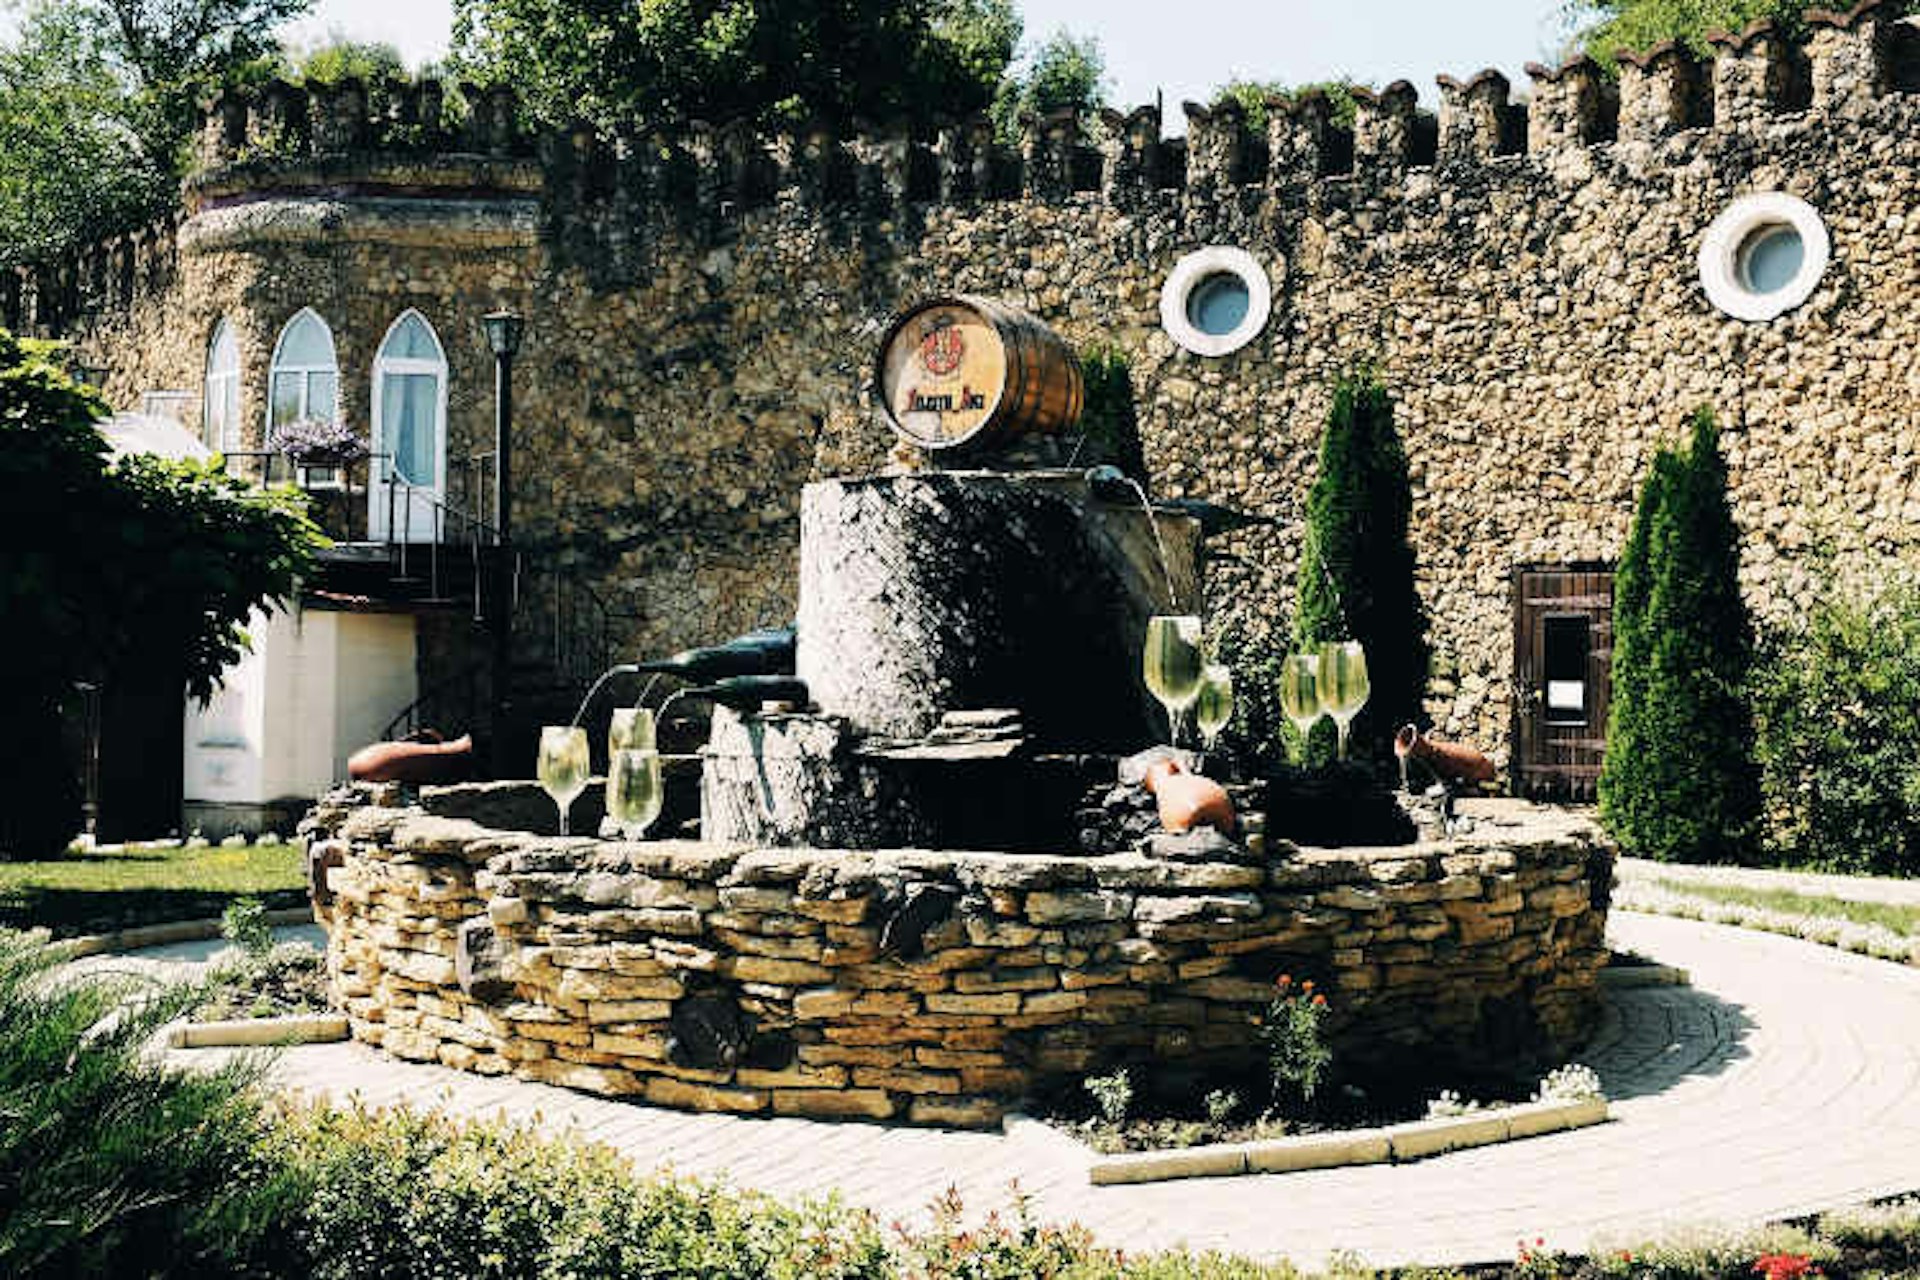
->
[1598, 449, 1680, 850]
[1598, 407, 1761, 862]
[1292, 372, 1429, 764]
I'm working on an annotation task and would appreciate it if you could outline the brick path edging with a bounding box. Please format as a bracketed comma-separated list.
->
[1087, 1097, 1608, 1185]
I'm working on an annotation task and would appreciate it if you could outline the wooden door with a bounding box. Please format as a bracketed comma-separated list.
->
[1512, 567, 1614, 801]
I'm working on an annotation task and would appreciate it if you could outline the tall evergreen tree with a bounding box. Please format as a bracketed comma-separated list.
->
[1598, 448, 1681, 849]
[1292, 372, 1429, 765]
[1598, 407, 1761, 862]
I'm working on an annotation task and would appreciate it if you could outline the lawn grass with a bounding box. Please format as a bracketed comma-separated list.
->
[1649, 878, 1920, 937]
[0, 840, 305, 937]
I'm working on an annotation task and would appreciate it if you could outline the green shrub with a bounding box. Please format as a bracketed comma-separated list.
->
[1599, 408, 1762, 863]
[1293, 371, 1429, 765]
[1751, 565, 1920, 875]
[267, 1103, 894, 1280]
[0, 928, 290, 1278]
[1258, 974, 1332, 1108]
[1079, 343, 1148, 485]
[221, 895, 274, 961]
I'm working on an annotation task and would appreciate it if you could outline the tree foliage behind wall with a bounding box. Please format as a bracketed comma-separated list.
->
[1209, 78, 1366, 133]
[989, 26, 1110, 143]
[1292, 372, 1429, 766]
[0, 0, 314, 268]
[1598, 407, 1762, 863]
[0, 330, 325, 856]
[451, 0, 1024, 131]
[1560, 0, 1826, 67]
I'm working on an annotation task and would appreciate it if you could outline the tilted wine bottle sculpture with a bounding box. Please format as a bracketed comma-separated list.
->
[635, 625, 796, 683]
[682, 674, 811, 711]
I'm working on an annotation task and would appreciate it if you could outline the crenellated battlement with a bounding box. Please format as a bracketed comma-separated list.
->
[3, 214, 182, 339]
[178, 0, 1913, 202]
[5, 0, 1913, 336]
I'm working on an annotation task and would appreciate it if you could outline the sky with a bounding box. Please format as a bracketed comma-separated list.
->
[11, 1, 1579, 112]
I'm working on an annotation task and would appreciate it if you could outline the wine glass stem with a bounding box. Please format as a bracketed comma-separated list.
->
[558, 802, 569, 838]
[1336, 720, 1350, 762]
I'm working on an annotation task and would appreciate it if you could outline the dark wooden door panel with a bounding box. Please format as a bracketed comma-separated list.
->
[1513, 567, 1614, 802]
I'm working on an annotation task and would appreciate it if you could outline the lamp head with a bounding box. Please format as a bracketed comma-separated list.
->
[482, 310, 524, 358]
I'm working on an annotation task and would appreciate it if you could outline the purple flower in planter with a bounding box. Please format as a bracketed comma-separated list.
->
[269, 417, 371, 465]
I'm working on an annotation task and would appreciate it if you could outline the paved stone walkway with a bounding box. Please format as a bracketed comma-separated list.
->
[206, 913, 1920, 1268]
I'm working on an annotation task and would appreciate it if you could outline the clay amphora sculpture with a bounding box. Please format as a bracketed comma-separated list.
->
[348, 730, 475, 785]
[1142, 758, 1236, 836]
[1393, 724, 1496, 787]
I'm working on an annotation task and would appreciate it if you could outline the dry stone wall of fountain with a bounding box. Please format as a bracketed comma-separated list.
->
[305, 783, 1612, 1129]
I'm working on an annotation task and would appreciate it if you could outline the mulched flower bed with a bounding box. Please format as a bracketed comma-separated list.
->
[195, 944, 330, 1022]
[1033, 1066, 1533, 1155]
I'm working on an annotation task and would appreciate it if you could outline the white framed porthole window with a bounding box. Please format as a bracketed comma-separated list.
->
[1160, 246, 1273, 357]
[1698, 193, 1831, 322]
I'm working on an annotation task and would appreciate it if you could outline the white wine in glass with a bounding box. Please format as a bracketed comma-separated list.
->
[1143, 615, 1206, 746]
[607, 747, 663, 835]
[609, 706, 656, 753]
[1195, 663, 1235, 749]
[537, 725, 591, 836]
[1316, 641, 1371, 762]
[1278, 654, 1323, 763]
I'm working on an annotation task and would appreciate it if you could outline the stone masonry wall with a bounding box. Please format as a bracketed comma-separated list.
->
[305, 785, 1612, 1128]
[17, 5, 1920, 761]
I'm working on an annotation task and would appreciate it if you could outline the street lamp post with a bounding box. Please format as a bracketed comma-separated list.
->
[483, 310, 524, 777]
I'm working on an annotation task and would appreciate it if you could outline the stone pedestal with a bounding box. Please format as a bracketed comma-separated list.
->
[700, 704, 1108, 850]
[796, 471, 1201, 750]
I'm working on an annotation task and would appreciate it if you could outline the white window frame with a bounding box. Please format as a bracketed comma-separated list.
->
[1698, 193, 1831, 323]
[1159, 246, 1274, 357]
[203, 319, 241, 452]
[370, 310, 450, 543]
[268, 308, 342, 487]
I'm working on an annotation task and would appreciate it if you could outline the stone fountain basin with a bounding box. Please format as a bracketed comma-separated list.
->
[304, 786, 1612, 1129]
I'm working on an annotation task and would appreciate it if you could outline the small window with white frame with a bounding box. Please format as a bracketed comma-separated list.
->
[1698, 193, 1831, 323]
[1159, 247, 1274, 357]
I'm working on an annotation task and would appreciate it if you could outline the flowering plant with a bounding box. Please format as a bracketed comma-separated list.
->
[1753, 1253, 1821, 1280]
[1257, 973, 1332, 1106]
[269, 417, 370, 465]
[1534, 1062, 1605, 1104]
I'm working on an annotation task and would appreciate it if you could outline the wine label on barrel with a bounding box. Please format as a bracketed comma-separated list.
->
[879, 302, 1008, 448]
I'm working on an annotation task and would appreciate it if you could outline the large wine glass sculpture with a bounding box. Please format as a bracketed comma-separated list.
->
[1142, 615, 1205, 747]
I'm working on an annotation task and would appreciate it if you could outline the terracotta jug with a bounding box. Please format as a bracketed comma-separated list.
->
[1393, 724, 1496, 787]
[348, 731, 475, 785]
[1142, 758, 1237, 836]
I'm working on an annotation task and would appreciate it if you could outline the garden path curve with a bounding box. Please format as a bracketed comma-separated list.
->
[229, 913, 1920, 1267]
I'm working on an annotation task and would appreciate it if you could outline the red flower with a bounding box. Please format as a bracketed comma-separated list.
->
[1753, 1254, 1819, 1280]
[1312, 993, 1328, 1007]
[1276, 973, 1292, 989]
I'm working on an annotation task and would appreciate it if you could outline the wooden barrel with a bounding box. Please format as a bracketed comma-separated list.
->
[874, 296, 1084, 451]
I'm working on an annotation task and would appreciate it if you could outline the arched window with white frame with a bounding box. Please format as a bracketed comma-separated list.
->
[268, 308, 339, 434]
[203, 319, 241, 451]
[370, 310, 448, 543]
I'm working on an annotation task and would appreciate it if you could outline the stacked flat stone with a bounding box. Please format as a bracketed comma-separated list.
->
[308, 785, 1612, 1129]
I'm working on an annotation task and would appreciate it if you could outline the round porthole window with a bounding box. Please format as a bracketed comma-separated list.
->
[1699, 193, 1830, 322]
[1161, 247, 1272, 357]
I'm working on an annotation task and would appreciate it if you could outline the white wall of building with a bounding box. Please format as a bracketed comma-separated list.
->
[185, 607, 417, 819]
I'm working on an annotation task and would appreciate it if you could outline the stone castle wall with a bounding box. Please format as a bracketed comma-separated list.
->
[12, 3, 1920, 759]
[305, 784, 1612, 1127]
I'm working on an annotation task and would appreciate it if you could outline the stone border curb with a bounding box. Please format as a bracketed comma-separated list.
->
[1086, 1097, 1608, 1185]
[52, 907, 314, 959]
[1601, 962, 1691, 988]
[167, 1013, 349, 1049]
